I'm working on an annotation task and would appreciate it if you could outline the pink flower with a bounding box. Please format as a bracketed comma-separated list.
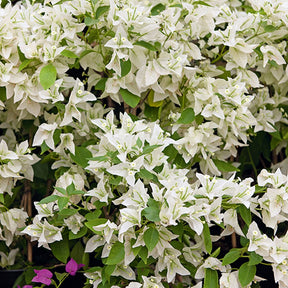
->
[17, 286, 33, 288]
[32, 269, 53, 286]
[65, 258, 84, 276]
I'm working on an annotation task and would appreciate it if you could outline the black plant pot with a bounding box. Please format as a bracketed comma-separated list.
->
[0, 269, 24, 288]
[50, 267, 86, 288]
[59, 272, 86, 288]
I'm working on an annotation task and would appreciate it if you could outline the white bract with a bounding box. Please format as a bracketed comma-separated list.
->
[1, 0, 288, 287]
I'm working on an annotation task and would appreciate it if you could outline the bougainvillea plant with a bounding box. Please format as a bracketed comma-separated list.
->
[1, 0, 288, 287]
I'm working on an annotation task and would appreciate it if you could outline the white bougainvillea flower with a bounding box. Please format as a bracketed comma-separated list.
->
[32, 123, 58, 150]
[219, 271, 241, 288]
[0, 248, 19, 268]
[85, 235, 106, 253]
[156, 247, 190, 282]
[34, 202, 55, 220]
[0, 140, 18, 160]
[92, 220, 118, 244]
[0, 208, 28, 246]
[60, 79, 96, 126]
[112, 263, 135, 280]
[257, 168, 287, 188]
[247, 222, 273, 257]
[142, 276, 164, 288]
[55, 133, 75, 154]
[195, 257, 227, 279]
[64, 213, 85, 234]
[85, 178, 113, 204]
[260, 45, 286, 68]
[21, 217, 62, 249]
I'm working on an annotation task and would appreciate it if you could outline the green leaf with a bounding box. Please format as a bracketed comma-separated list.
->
[136, 137, 142, 148]
[40, 63, 57, 90]
[238, 204, 252, 225]
[222, 249, 241, 265]
[138, 246, 148, 264]
[58, 197, 69, 211]
[50, 236, 70, 263]
[60, 49, 78, 58]
[238, 262, 256, 287]
[151, 3, 166, 15]
[85, 211, 102, 221]
[133, 41, 157, 51]
[120, 59, 131, 77]
[0, 87, 6, 102]
[39, 195, 59, 204]
[19, 59, 33, 72]
[70, 146, 92, 168]
[69, 190, 85, 195]
[261, 21, 277, 32]
[95, 5, 110, 19]
[94, 78, 107, 91]
[67, 182, 75, 195]
[203, 221, 212, 254]
[142, 198, 160, 222]
[55, 272, 66, 282]
[41, 141, 50, 154]
[144, 103, 159, 121]
[264, 25, 277, 32]
[89, 155, 109, 162]
[142, 144, 162, 154]
[138, 168, 155, 181]
[147, 90, 163, 107]
[69, 226, 88, 240]
[102, 264, 116, 285]
[213, 159, 240, 172]
[176, 108, 195, 124]
[211, 247, 221, 258]
[71, 240, 88, 267]
[84, 16, 98, 26]
[109, 176, 122, 186]
[193, 1, 212, 6]
[106, 241, 125, 265]
[58, 209, 78, 218]
[119, 88, 140, 108]
[248, 252, 263, 266]
[204, 268, 219, 288]
[55, 187, 67, 195]
[144, 227, 159, 251]
[17, 46, 26, 62]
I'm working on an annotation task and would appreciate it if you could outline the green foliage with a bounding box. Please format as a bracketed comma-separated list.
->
[238, 205, 252, 225]
[203, 221, 212, 254]
[50, 236, 70, 263]
[119, 88, 140, 108]
[176, 108, 195, 124]
[142, 198, 161, 222]
[213, 159, 240, 172]
[144, 227, 159, 251]
[106, 242, 125, 265]
[70, 146, 92, 168]
[150, 3, 166, 15]
[238, 262, 256, 287]
[248, 252, 263, 266]
[204, 269, 219, 288]
[120, 59, 131, 77]
[40, 64, 57, 89]
[222, 249, 242, 265]
[94, 78, 108, 90]
[60, 50, 78, 58]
